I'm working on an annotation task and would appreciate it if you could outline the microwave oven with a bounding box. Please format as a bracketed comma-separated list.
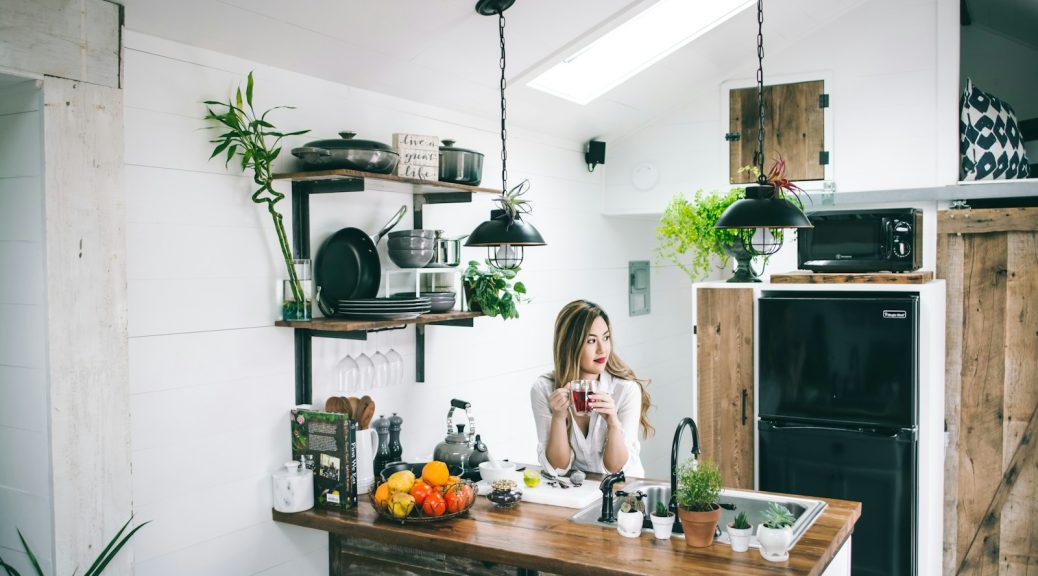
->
[797, 208, 922, 272]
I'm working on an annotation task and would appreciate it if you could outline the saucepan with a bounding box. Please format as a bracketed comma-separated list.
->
[292, 131, 400, 174]
[315, 205, 407, 316]
[426, 230, 469, 268]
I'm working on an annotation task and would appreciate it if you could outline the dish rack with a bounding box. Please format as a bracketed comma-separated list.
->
[381, 269, 465, 311]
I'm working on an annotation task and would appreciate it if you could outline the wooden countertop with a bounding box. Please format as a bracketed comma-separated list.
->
[273, 487, 861, 576]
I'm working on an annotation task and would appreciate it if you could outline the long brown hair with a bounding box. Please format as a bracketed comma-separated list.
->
[552, 300, 654, 438]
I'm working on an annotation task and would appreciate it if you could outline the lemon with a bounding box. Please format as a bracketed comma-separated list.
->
[523, 469, 542, 488]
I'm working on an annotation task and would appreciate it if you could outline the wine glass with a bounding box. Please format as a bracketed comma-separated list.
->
[386, 348, 403, 387]
[372, 350, 389, 389]
[336, 355, 359, 395]
[356, 352, 375, 391]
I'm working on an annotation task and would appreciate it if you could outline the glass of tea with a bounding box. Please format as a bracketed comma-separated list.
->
[568, 380, 599, 416]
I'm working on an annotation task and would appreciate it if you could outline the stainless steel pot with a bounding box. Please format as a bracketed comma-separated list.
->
[426, 230, 468, 268]
[292, 131, 400, 174]
[438, 139, 484, 185]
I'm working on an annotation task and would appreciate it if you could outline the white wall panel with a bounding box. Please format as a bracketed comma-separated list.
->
[0, 178, 44, 242]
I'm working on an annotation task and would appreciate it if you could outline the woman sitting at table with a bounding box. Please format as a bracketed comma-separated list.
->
[531, 299, 654, 477]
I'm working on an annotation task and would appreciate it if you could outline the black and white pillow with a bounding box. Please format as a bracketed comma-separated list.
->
[960, 78, 1031, 180]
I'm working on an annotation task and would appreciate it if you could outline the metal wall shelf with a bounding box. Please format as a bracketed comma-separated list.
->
[275, 168, 493, 403]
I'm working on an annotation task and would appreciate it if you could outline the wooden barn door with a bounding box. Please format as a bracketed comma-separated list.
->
[937, 208, 1038, 575]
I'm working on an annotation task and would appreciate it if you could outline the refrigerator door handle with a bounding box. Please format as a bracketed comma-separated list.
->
[760, 421, 916, 440]
[741, 389, 747, 426]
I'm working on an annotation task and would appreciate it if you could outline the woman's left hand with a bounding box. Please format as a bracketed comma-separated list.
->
[590, 392, 619, 425]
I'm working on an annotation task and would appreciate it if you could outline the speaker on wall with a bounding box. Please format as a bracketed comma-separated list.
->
[585, 140, 606, 172]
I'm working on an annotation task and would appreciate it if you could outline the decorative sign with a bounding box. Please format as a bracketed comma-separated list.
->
[393, 133, 440, 180]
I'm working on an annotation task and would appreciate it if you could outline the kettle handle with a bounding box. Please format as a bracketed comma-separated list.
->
[446, 399, 476, 444]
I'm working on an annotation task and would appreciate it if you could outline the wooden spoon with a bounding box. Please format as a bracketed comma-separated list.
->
[358, 396, 376, 430]
[325, 396, 347, 414]
[345, 396, 362, 421]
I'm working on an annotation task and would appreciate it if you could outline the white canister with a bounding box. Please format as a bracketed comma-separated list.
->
[272, 461, 314, 513]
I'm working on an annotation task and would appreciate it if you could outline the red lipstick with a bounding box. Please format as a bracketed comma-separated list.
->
[594, 357, 606, 364]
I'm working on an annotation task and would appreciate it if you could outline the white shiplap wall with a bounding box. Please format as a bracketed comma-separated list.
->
[0, 77, 52, 576]
[123, 31, 692, 575]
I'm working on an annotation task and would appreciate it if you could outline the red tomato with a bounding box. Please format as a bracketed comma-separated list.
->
[444, 487, 467, 514]
[409, 480, 434, 507]
[422, 491, 447, 517]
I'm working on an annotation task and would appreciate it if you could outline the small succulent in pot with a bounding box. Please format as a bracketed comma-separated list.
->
[760, 502, 796, 529]
[732, 511, 751, 530]
[727, 510, 754, 553]
[653, 500, 672, 518]
[618, 491, 646, 514]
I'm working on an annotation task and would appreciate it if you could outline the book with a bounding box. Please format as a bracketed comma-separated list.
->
[290, 407, 357, 510]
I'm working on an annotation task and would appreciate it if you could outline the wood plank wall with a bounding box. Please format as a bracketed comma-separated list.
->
[937, 208, 1038, 576]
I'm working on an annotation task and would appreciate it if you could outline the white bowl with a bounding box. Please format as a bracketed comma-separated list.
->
[478, 461, 518, 484]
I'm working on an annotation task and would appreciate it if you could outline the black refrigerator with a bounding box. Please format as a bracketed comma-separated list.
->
[758, 292, 919, 576]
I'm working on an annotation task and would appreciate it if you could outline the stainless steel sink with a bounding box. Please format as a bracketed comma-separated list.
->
[568, 481, 827, 547]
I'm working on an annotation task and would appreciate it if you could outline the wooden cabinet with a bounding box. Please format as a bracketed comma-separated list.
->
[695, 287, 755, 489]
[272, 168, 499, 403]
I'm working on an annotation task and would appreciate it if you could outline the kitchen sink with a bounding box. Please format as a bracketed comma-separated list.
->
[568, 481, 827, 547]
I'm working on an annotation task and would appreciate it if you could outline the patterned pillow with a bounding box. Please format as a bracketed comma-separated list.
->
[960, 78, 1031, 180]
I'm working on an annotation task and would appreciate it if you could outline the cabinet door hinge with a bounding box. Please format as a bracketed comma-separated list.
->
[725, 132, 741, 142]
[693, 324, 697, 335]
[819, 151, 830, 166]
[819, 93, 830, 108]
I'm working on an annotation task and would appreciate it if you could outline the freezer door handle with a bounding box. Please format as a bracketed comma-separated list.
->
[741, 389, 748, 426]
[760, 421, 917, 440]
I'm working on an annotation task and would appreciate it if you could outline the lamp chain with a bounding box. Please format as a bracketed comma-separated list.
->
[755, 0, 767, 185]
[498, 12, 509, 195]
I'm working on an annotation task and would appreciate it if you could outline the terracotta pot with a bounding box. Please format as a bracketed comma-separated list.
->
[677, 504, 721, 547]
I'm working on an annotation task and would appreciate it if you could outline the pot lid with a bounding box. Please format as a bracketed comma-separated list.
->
[304, 131, 393, 151]
[440, 139, 484, 157]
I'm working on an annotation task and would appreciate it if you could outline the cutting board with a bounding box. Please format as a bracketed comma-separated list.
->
[519, 481, 602, 509]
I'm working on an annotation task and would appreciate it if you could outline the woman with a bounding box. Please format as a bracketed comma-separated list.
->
[531, 300, 653, 478]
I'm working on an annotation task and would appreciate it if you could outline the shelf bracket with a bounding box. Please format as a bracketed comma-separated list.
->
[413, 191, 473, 229]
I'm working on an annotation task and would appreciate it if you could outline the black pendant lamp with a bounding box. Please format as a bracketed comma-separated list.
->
[466, 0, 546, 270]
[715, 0, 812, 256]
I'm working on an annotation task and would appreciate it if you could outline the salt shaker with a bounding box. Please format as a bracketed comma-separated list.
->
[272, 461, 314, 513]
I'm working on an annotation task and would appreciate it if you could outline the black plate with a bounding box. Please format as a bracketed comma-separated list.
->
[315, 227, 381, 309]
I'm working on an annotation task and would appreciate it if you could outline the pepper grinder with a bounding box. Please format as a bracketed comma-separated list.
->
[388, 412, 404, 462]
[373, 414, 392, 474]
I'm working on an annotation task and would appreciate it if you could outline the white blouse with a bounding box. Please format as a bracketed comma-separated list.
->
[530, 371, 645, 478]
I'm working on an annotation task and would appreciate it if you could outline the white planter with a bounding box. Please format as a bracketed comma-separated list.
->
[650, 513, 675, 539]
[726, 523, 753, 552]
[616, 510, 644, 538]
[757, 524, 793, 561]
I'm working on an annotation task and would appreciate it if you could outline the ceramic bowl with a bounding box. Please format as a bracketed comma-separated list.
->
[478, 461, 518, 484]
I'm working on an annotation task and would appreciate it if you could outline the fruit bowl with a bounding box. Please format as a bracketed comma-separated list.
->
[370, 478, 478, 524]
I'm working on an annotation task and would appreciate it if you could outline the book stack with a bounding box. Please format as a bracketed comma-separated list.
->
[290, 407, 357, 511]
[393, 133, 439, 180]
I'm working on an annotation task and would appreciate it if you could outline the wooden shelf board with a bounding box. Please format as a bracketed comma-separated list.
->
[770, 270, 935, 284]
[275, 310, 483, 332]
[272, 168, 499, 195]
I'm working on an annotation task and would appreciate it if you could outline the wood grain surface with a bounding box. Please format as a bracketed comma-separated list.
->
[274, 487, 860, 576]
[275, 311, 482, 332]
[272, 167, 499, 194]
[769, 271, 934, 284]
[937, 207, 1038, 234]
[696, 288, 754, 490]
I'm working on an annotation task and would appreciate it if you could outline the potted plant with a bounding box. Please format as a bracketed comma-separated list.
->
[649, 499, 676, 539]
[462, 259, 527, 320]
[673, 458, 723, 547]
[727, 510, 753, 552]
[0, 516, 147, 575]
[656, 188, 744, 282]
[615, 490, 645, 538]
[204, 72, 312, 319]
[757, 502, 796, 561]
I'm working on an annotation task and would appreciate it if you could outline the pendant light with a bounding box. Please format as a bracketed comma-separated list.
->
[466, 0, 546, 270]
[714, 0, 812, 256]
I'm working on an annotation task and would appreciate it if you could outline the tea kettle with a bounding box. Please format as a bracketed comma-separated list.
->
[432, 399, 489, 475]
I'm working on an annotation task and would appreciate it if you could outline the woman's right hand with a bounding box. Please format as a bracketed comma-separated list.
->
[549, 386, 571, 418]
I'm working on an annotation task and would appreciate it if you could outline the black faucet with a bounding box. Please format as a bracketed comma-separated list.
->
[670, 416, 701, 514]
[597, 470, 626, 523]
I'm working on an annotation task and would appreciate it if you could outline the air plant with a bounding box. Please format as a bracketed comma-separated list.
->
[740, 156, 810, 208]
[492, 179, 533, 222]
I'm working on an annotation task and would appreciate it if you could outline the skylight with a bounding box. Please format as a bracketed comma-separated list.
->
[527, 0, 754, 105]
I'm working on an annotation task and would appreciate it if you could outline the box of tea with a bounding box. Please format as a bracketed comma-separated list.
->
[290, 407, 357, 511]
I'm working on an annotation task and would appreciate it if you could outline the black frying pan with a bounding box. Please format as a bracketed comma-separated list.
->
[315, 205, 407, 315]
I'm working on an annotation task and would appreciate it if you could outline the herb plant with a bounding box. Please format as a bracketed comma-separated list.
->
[732, 511, 751, 530]
[656, 188, 743, 281]
[204, 73, 311, 314]
[760, 502, 796, 529]
[463, 259, 527, 320]
[674, 458, 723, 513]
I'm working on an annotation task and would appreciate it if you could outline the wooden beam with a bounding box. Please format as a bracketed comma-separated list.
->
[938, 208, 1038, 235]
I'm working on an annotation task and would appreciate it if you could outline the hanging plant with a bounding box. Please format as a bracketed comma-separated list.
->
[203, 72, 310, 312]
[656, 188, 744, 281]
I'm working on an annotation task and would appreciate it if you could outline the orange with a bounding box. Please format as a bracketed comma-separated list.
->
[422, 461, 450, 487]
[373, 482, 390, 507]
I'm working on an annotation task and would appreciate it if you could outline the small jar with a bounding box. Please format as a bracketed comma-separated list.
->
[272, 461, 314, 513]
[487, 479, 522, 509]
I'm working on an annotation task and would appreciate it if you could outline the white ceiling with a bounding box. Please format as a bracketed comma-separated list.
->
[117, 0, 999, 143]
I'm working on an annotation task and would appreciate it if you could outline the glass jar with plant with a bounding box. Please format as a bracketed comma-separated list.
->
[462, 259, 527, 320]
[757, 501, 797, 561]
[649, 498, 676, 539]
[673, 458, 723, 547]
[204, 72, 312, 319]
[727, 510, 753, 552]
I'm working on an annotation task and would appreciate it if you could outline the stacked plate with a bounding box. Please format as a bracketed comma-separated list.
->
[336, 297, 432, 320]
[391, 292, 456, 313]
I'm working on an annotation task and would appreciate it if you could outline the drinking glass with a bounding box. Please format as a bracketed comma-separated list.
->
[568, 380, 600, 416]
[356, 352, 375, 391]
[385, 348, 403, 386]
[372, 350, 389, 389]
[336, 355, 359, 395]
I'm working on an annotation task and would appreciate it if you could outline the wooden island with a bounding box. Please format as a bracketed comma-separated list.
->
[273, 487, 860, 576]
